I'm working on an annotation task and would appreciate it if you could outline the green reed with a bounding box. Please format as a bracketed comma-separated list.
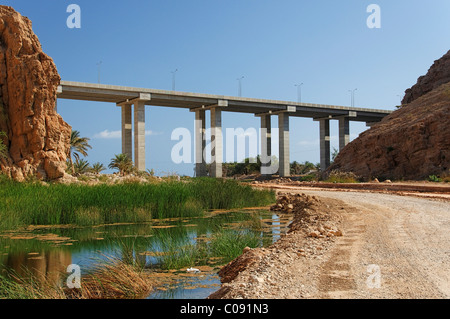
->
[0, 177, 275, 230]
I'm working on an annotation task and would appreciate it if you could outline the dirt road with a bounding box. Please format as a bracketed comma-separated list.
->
[211, 187, 450, 299]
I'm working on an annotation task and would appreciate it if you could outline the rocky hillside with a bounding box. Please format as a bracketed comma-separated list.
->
[402, 50, 450, 105]
[0, 6, 71, 180]
[328, 51, 450, 181]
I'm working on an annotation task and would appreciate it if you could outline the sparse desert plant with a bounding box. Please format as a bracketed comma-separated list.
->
[326, 170, 359, 183]
[147, 168, 155, 177]
[428, 175, 442, 183]
[98, 174, 109, 183]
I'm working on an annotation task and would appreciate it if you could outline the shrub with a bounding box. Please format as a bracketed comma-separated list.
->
[326, 170, 359, 183]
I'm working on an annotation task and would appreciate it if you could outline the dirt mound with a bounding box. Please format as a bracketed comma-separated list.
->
[209, 193, 343, 299]
[0, 6, 71, 181]
[328, 50, 450, 181]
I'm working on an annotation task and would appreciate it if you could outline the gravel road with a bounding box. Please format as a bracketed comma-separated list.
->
[301, 189, 450, 299]
[212, 187, 450, 299]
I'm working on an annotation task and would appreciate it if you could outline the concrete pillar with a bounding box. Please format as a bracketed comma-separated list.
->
[195, 109, 207, 177]
[210, 107, 223, 178]
[339, 117, 350, 151]
[260, 115, 272, 176]
[278, 112, 290, 177]
[134, 100, 146, 172]
[320, 119, 331, 172]
[121, 104, 133, 159]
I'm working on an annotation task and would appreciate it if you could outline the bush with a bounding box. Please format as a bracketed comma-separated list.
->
[325, 170, 359, 183]
[428, 175, 442, 183]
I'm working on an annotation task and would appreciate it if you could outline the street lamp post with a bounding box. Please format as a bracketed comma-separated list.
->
[97, 61, 102, 84]
[237, 76, 244, 97]
[171, 69, 178, 91]
[349, 88, 357, 107]
[295, 83, 304, 103]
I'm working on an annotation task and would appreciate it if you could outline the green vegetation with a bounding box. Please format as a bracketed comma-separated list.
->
[0, 177, 275, 231]
[0, 255, 152, 299]
[210, 229, 260, 263]
[220, 156, 263, 177]
[90, 162, 106, 175]
[108, 153, 134, 176]
[428, 175, 442, 183]
[428, 174, 450, 183]
[290, 161, 318, 175]
[0, 131, 7, 159]
[68, 130, 92, 175]
[325, 170, 359, 183]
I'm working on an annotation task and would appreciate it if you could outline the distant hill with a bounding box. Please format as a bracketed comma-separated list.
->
[327, 51, 450, 181]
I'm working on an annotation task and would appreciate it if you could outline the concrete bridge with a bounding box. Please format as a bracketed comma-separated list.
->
[57, 81, 392, 177]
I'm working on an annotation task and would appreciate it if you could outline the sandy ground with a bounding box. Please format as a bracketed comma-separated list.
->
[210, 185, 450, 299]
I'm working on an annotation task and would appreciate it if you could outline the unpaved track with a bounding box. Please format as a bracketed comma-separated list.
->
[289, 188, 450, 299]
[212, 186, 450, 299]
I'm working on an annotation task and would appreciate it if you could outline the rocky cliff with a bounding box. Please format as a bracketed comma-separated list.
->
[0, 6, 71, 181]
[328, 50, 450, 181]
[402, 50, 450, 105]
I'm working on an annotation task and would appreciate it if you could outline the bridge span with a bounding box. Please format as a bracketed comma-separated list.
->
[57, 81, 392, 177]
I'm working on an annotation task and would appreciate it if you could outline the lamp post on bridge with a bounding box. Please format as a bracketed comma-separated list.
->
[96, 61, 102, 84]
[237, 76, 244, 97]
[295, 83, 304, 103]
[171, 69, 178, 91]
[349, 88, 357, 107]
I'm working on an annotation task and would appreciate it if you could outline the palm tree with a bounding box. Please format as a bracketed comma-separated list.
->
[73, 158, 90, 176]
[90, 162, 106, 175]
[0, 131, 7, 159]
[69, 130, 92, 175]
[108, 154, 134, 176]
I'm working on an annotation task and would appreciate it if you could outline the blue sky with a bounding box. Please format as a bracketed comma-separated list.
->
[5, 0, 450, 176]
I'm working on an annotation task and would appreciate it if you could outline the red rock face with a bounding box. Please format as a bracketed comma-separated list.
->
[402, 50, 450, 105]
[328, 82, 450, 181]
[0, 6, 71, 180]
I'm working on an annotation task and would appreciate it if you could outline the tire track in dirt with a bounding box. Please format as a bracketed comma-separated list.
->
[302, 190, 449, 298]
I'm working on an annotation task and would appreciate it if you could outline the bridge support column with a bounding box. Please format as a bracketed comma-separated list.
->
[210, 107, 223, 178]
[339, 117, 350, 151]
[132, 93, 151, 172]
[134, 100, 146, 172]
[195, 109, 207, 177]
[260, 115, 272, 176]
[320, 119, 331, 172]
[120, 103, 133, 160]
[278, 112, 290, 177]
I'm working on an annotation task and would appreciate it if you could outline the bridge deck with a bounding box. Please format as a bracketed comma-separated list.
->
[57, 81, 392, 123]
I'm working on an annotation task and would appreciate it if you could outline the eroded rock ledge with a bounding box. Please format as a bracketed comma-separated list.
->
[0, 6, 71, 181]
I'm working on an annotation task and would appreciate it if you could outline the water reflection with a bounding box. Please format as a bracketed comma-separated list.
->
[0, 210, 292, 299]
[0, 249, 72, 285]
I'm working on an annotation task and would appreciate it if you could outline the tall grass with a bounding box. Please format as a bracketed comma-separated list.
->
[0, 177, 275, 230]
[0, 255, 153, 299]
[209, 229, 261, 263]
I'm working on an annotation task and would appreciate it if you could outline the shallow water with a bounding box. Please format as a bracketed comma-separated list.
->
[0, 210, 292, 299]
